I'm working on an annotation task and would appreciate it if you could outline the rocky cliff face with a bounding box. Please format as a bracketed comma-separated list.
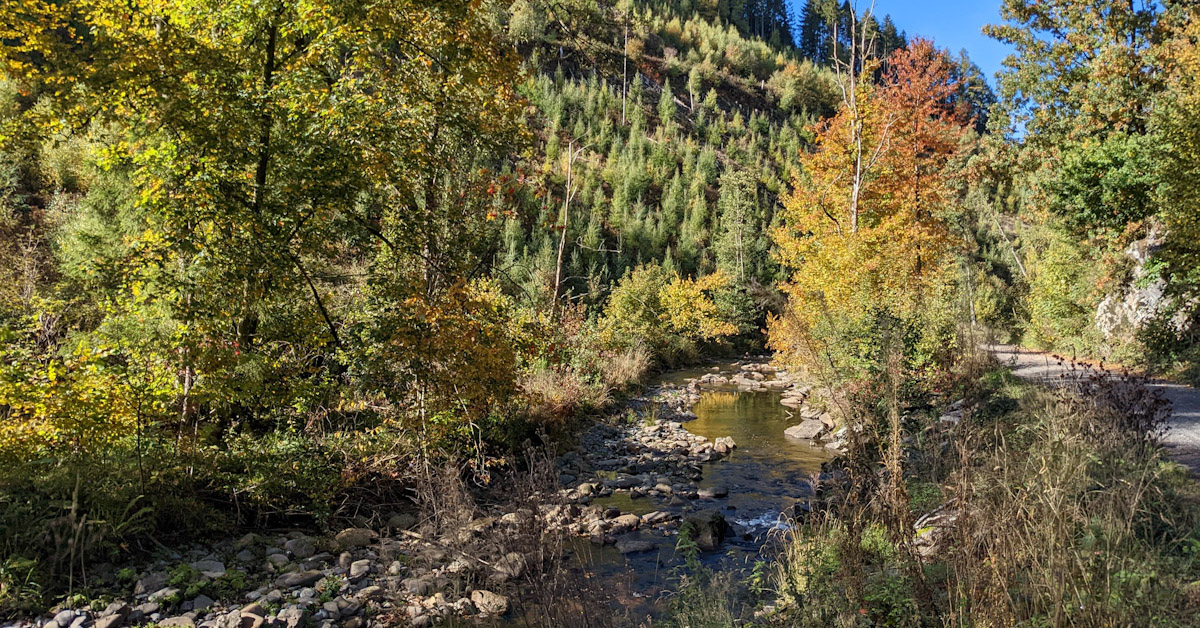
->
[1095, 226, 1174, 342]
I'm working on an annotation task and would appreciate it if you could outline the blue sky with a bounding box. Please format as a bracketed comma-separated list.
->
[860, 0, 1014, 84]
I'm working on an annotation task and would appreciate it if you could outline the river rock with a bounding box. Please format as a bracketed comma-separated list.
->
[349, 559, 371, 580]
[334, 528, 375, 549]
[93, 616, 123, 628]
[148, 587, 180, 603]
[615, 538, 656, 554]
[189, 559, 226, 578]
[190, 594, 214, 612]
[134, 572, 168, 596]
[785, 419, 825, 440]
[276, 570, 323, 588]
[492, 552, 525, 580]
[614, 476, 639, 489]
[241, 603, 266, 618]
[403, 577, 433, 596]
[609, 513, 641, 534]
[284, 537, 316, 559]
[683, 510, 728, 551]
[101, 603, 130, 621]
[276, 608, 309, 628]
[697, 486, 728, 499]
[387, 513, 418, 530]
[357, 586, 386, 601]
[642, 511, 674, 524]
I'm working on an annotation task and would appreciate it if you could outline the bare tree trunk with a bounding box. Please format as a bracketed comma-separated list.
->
[831, 1, 879, 234]
[553, 141, 590, 317]
[238, 16, 279, 350]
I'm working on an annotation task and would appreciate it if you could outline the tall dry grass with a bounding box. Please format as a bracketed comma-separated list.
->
[519, 345, 652, 423]
[769, 351, 1200, 627]
[939, 366, 1197, 626]
[407, 449, 630, 627]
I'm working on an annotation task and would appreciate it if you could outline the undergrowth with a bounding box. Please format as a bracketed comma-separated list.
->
[763, 351, 1200, 627]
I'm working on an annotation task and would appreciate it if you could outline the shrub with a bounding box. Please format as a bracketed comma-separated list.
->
[599, 263, 740, 366]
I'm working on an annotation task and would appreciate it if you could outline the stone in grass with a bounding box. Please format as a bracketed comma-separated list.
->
[148, 587, 181, 603]
[190, 594, 215, 613]
[158, 618, 195, 628]
[469, 590, 509, 615]
[188, 559, 226, 579]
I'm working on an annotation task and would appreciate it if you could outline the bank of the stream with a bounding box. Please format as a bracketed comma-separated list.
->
[9, 358, 843, 628]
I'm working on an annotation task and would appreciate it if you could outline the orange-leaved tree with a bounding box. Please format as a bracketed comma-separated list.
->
[770, 39, 968, 379]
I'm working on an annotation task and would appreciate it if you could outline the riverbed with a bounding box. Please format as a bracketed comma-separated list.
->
[566, 360, 831, 617]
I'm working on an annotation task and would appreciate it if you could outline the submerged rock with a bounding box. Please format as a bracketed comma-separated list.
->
[615, 538, 657, 554]
[683, 510, 729, 551]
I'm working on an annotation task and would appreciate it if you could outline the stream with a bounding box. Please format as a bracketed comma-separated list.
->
[571, 361, 831, 617]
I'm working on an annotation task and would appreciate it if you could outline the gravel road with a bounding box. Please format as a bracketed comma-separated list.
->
[988, 344, 1200, 476]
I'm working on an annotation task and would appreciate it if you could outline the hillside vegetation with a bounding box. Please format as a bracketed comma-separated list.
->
[1, 0, 1199, 624]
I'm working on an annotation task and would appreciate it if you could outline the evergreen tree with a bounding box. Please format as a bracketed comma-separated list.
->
[715, 169, 761, 282]
[880, 15, 904, 58]
[799, 0, 825, 62]
[658, 80, 677, 125]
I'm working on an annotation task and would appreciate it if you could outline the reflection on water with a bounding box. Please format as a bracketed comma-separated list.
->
[685, 388, 828, 530]
[578, 361, 831, 621]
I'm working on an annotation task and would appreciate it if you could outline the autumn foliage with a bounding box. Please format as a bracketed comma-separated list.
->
[770, 40, 968, 378]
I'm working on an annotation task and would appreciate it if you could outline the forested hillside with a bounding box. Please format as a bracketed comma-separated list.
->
[2, 0, 1200, 625]
[493, 0, 917, 334]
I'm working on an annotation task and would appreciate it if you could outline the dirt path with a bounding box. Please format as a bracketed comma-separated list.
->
[987, 344, 1200, 476]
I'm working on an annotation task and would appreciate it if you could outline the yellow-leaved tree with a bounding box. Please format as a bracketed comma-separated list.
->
[770, 39, 967, 379]
[600, 264, 740, 365]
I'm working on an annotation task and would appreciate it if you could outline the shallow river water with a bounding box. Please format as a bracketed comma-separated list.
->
[579, 362, 830, 616]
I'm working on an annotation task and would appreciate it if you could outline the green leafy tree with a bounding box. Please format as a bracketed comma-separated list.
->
[986, 0, 1160, 240]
